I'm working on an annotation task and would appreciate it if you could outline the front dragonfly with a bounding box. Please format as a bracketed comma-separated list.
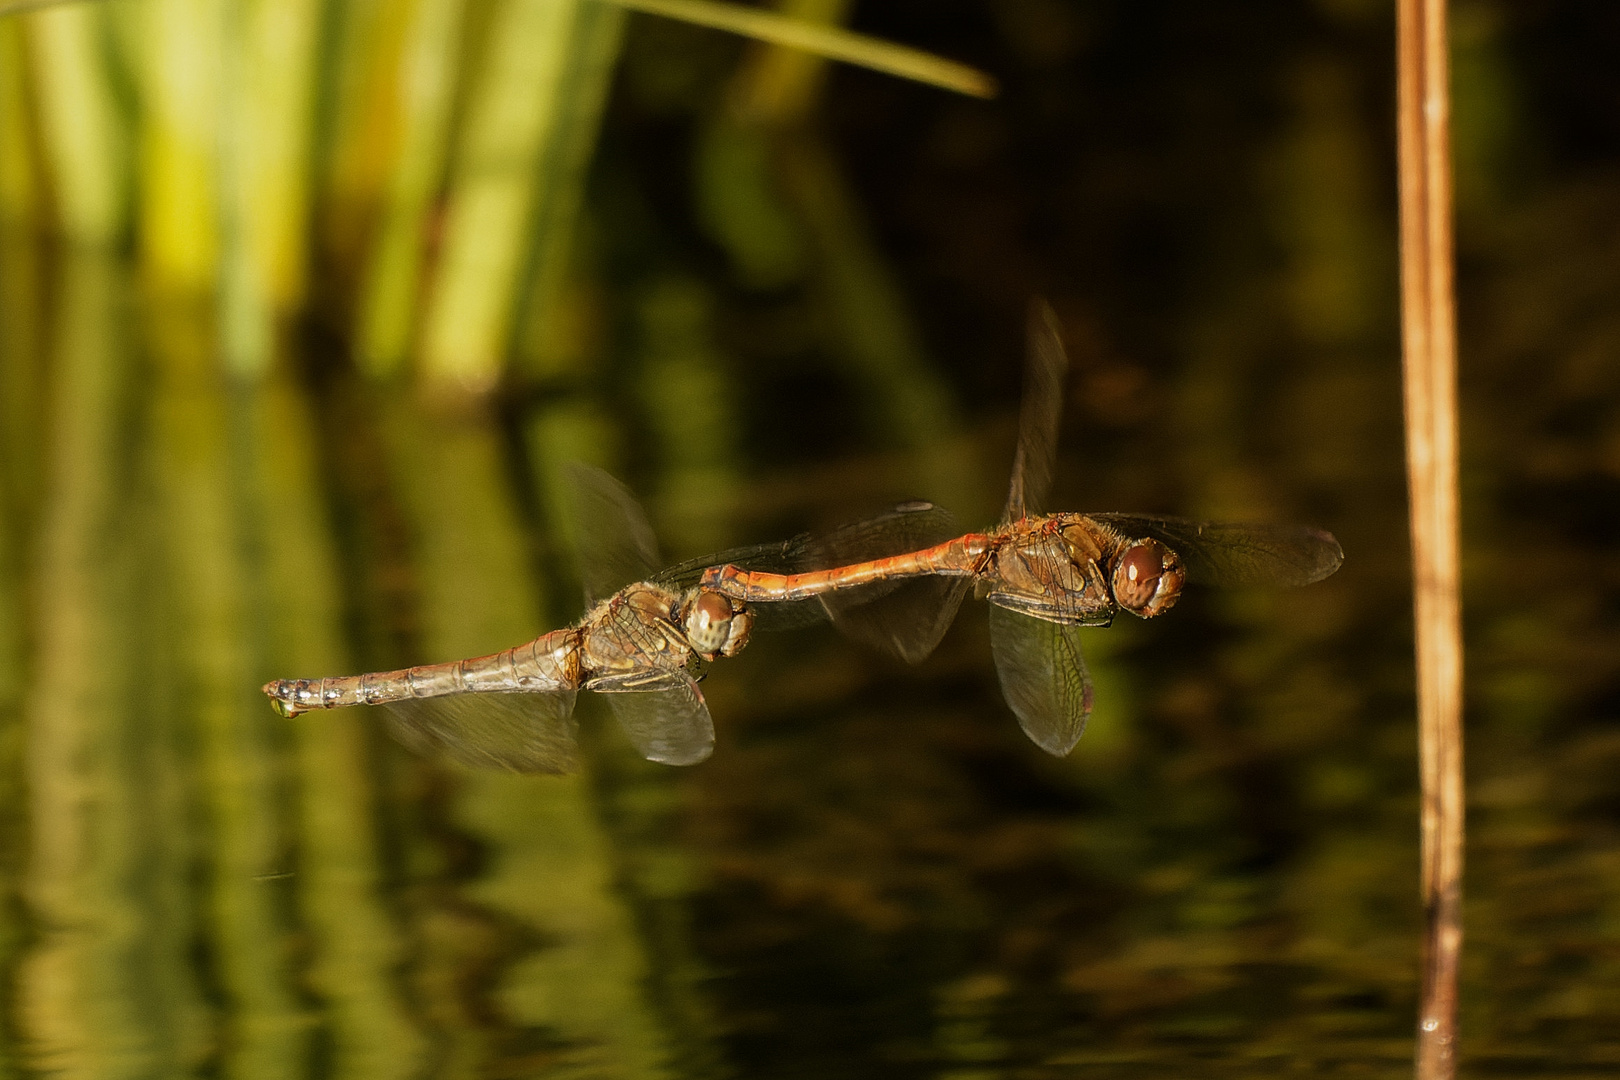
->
[703, 301, 1344, 757]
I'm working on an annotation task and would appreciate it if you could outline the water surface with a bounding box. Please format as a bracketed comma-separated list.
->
[3, 2, 1620, 1076]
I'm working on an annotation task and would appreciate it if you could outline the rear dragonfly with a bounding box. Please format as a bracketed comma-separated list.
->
[263, 464, 960, 771]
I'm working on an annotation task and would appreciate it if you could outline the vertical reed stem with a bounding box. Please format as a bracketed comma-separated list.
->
[1396, 0, 1464, 1077]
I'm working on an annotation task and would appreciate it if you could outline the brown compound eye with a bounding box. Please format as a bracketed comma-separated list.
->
[685, 590, 736, 658]
[721, 605, 754, 658]
[1111, 539, 1184, 617]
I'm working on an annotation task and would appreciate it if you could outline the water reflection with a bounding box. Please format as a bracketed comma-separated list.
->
[5, 74, 1620, 1080]
[5, 248, 688, 1077]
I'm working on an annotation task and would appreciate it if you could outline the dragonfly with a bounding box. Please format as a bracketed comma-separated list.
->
[263, 464, 763, 772]
[702, 301, 1345, 757]
[263, 464, 962, 772]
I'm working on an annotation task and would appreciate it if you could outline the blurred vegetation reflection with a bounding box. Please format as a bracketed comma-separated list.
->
[2, 0, 1619, 1077]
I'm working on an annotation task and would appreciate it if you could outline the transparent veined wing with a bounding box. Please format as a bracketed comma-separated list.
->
[656, 536, 812, 587]
[987, 603, 1093, 757]
[1090, 513, 1344, 588]
[381, 690, 581, 774]
[812, 501, 971, 663]
[596, 676, 715, 766]
[821, 577, 971, 664]
[1002, 298, 1069, 525]
[562, 462, 661, 604]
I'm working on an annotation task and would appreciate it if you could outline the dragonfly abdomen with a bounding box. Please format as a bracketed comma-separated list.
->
[704, 535, 982, 602]
[263, 629, 580, 717]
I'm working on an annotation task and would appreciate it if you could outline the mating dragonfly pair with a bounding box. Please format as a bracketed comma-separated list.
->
[265, 303, 1343, 771]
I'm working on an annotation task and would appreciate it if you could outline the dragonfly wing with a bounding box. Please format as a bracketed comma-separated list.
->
[987, 602, 1093, 757]
[562, 462, 661, 604]
[821, 579, 971, 664]
[598, 677, 716, 766]
[1091, 513, 1344, 588]
[813, 501, 963, 562]
[1002, 298, 1069, 525]
[655, 535, 812, 587]
[381, 690, 581, 774]
[812, 501, 970, 662]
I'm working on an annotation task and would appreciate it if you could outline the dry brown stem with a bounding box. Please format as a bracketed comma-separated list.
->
[1396, 0, 1465, 1077]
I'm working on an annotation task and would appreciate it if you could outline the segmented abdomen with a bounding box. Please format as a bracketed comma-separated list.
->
[702, 535, 984, 603]
[263, 629, 579, 716]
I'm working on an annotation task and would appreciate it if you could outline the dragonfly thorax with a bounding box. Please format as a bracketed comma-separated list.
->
[980, 525, 1115, 625]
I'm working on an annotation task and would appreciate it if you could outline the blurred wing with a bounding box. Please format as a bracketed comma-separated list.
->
[598, 677, 715, 766]
[987, 603, 1093, 757]
[380, 691, 580, 774]
[813, 502, 970, 663]
[813, 501, 963, 562]
[1002, 298, 1069, 525]
[655, 535, 812, 587]
[821, 579, 971, 664]
[1090, 513, 1344, 588]
[562, 462, 660, 604]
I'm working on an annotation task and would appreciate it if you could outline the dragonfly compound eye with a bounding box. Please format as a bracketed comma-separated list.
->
[1112, 539, 1185, 618]
[685, 590, 736, 658]
[721, 605, 754, 658]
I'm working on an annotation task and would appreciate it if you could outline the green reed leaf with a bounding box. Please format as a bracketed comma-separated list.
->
[609, 0, 997, 99]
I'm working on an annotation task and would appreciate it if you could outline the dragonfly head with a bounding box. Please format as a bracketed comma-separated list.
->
[682, 589, 753, 660]
[1112, 539, 1185, 618]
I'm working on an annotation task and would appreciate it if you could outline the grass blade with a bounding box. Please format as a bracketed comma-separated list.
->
[354, 0, 468, 377]
[508, 1, 625, 380]
[608, 0, 995, 98]
[314, 0, 417, 314]
[23, 2, 127, 243]
[418, 0, 600, 389]
[139, 0, 222, 294]
[0, 19, 43, 224]
[219, 0, 322, 376]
